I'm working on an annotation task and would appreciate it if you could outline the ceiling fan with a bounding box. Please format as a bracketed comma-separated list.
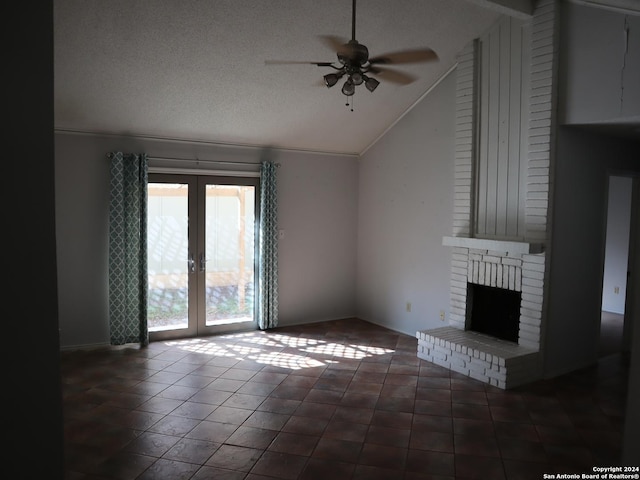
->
[266, 0, 438, 109]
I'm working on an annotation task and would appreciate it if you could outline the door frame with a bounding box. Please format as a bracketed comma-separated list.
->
[148, 173, 260, 342]
[196, 175, 260, 337]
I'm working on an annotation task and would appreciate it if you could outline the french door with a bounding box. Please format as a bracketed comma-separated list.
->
[147, 173, 259, 341]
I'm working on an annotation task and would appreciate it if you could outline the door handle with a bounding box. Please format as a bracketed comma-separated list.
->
[188, 253, 195, 273]
[199, 252, 206, 273]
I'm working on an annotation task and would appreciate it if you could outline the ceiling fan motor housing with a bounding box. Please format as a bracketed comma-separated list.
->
[338, 40, 369, 66]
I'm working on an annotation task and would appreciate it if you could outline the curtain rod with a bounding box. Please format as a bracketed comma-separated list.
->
[108, 153, 280, 167]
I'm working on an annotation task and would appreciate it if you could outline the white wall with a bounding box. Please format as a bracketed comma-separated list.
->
[545, 0, 640, 377]
[602, 175, 633, 314]
[623, 177, 640, 463]
[545, 127, 640, 377]
[276, 150, 358, 326]
[55, 133, 358, 348]
[356, 72, 456, 337]
[560, 2, 640, 126]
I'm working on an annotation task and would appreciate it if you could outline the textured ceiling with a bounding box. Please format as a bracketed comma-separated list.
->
[54, 0, 507, 155]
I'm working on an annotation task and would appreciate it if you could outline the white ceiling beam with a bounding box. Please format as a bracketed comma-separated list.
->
[463, 0, 534, 19]
[568, 0, 640, 15]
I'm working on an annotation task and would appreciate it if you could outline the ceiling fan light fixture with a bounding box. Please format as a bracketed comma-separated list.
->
[364, 75, 380, 92]
[341, 79, 355, 96]
[350, 71, 363, 85]
[324, 73, 340, 88]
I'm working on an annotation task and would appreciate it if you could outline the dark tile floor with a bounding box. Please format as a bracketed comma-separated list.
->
[62, 318, 629, 479]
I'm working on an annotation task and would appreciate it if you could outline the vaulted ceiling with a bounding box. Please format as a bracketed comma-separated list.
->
[54, 0, 540, 155]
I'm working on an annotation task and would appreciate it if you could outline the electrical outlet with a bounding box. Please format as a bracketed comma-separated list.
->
[406, 302, 412, 312]
[439, 310, 445, 321]
[614, 286, 620, 294]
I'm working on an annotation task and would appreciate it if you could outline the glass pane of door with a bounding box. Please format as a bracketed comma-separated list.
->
[200, 181, 256, 332]
[147, 180, 193, 334]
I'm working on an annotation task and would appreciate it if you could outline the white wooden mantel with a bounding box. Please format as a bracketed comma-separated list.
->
[442, 236, 544, 255]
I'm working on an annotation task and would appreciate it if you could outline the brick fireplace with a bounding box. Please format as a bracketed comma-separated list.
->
[416, 237, 545, 389]
[415, 1, 558, 389]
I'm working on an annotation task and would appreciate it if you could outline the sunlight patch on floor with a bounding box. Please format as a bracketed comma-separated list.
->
[247, 351, 326, 370]
[302, 343, 394, 359]
[164, 333, 396, 370]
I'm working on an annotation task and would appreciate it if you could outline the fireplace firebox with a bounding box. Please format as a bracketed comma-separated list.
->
[467, 283, 521, 343]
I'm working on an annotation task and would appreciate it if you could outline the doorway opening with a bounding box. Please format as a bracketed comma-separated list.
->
[600, 175, 634, 358]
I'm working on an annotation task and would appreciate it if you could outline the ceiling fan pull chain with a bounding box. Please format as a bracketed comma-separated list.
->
[345, 94, 354, 112]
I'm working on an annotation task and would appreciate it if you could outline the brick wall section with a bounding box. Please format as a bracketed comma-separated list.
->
[449, 246, 469, 330]
[453, 41, 477, 237]
[526, 0, 559, 243]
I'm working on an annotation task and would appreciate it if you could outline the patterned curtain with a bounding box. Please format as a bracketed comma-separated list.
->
[258, 160, 279, 330]
[108, 152, 149, 346]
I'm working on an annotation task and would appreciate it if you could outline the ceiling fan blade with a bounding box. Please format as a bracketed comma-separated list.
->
[369, 48, 438, 65]
[318, 35, 349, 55]
[369, 66, 417, 85]
[265, 60, 335, 67]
